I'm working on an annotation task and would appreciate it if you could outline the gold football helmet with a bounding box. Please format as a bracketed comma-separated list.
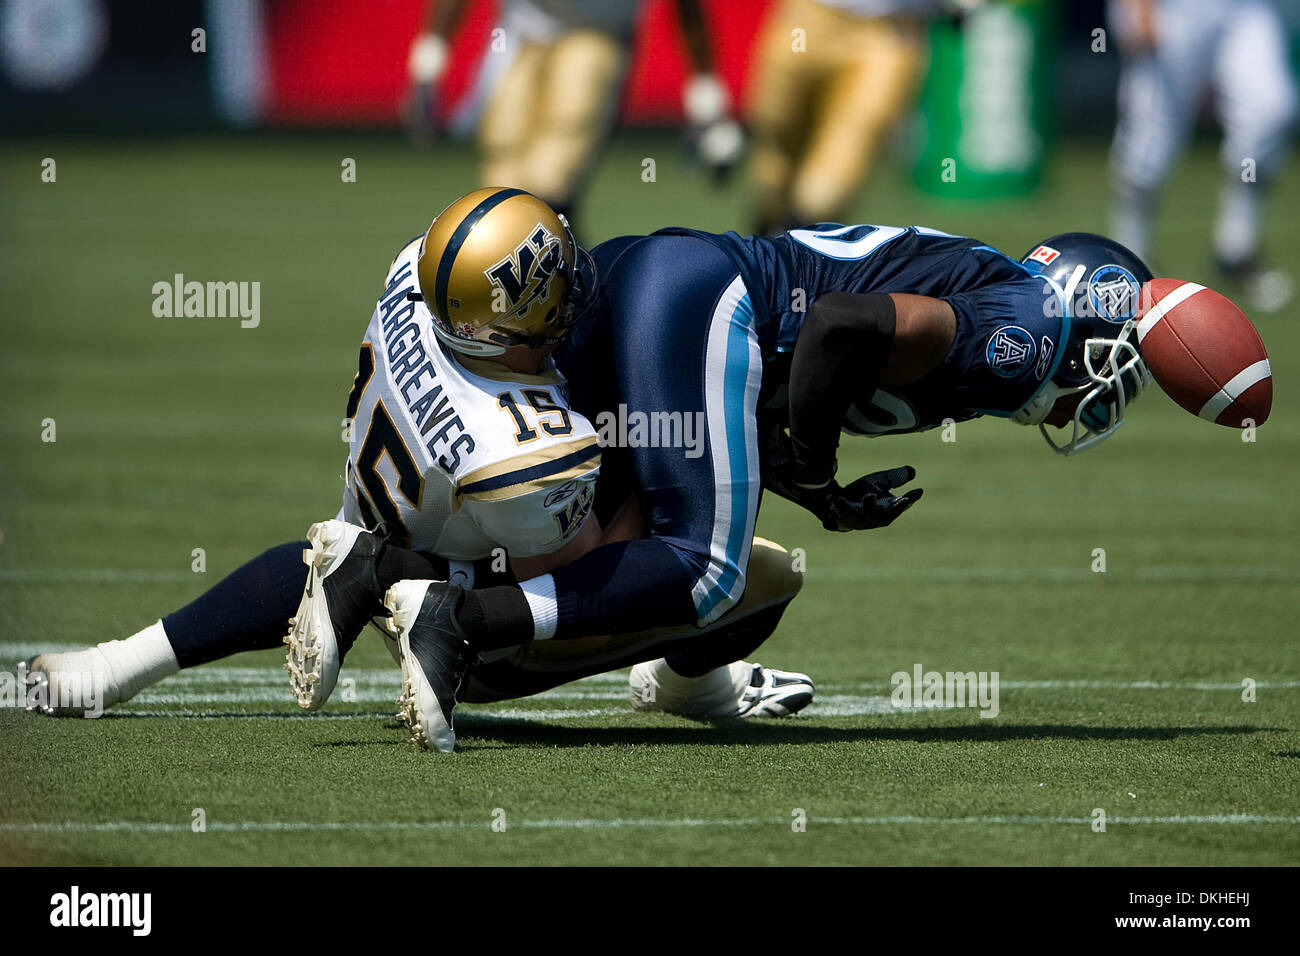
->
[414, 187, 594, 357]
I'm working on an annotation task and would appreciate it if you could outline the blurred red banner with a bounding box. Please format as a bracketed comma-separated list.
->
[265, 0, 769, 126]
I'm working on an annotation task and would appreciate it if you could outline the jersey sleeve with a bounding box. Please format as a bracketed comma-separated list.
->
[456, 436, 602, 558]
[940, 274, 1065, 417]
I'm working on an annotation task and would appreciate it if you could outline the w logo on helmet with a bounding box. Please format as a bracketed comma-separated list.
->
[485, 224, 563, 318]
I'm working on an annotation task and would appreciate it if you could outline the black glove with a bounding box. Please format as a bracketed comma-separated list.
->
[821, 466, 923, 531]
[764, 425, 922, 531]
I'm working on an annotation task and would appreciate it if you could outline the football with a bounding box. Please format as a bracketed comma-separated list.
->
[1136, 279, 1273, 427]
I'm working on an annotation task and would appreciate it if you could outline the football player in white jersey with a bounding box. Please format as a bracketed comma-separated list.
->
[22, 188, 811, 734]
[1108, 0, 1297, 312]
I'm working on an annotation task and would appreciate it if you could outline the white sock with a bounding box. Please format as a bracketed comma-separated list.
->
[1214, 180, 1260, 266]
[520, 575, 558, 641]
[96, 620, 179, 700]
[1111, 181, 1154, 262]
[640, 658, 751, 711]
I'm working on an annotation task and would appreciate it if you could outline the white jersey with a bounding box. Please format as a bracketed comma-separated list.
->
[337, 237, 600, 561]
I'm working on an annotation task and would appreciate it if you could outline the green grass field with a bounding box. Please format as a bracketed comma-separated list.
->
[1, 132, 1297, 865]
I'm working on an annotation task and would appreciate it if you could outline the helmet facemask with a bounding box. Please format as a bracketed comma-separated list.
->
[1016, 235, 1154, 457]
[1034, 321, 1151, 456]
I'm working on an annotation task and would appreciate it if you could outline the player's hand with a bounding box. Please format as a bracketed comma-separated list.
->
[1118, 0, 1159, 54]
[404, 33, 448, 142]
[683, 74, 744, 181]
[822, 466, 923, 532]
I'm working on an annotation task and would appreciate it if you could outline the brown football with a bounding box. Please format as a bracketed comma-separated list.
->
[1136, 279, 1272, 427]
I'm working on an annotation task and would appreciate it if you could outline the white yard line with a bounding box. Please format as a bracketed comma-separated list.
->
[4, 564, 1297, 587]
[807, 565, 1300, 582]
[1, 814, 1295, 834]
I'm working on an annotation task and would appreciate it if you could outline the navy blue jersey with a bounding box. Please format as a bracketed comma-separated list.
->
[539, 226, 1070, 638]
[651, 224, 1068, 433]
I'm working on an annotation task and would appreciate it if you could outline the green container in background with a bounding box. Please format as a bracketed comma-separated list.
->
[914, 0, 1055, 198]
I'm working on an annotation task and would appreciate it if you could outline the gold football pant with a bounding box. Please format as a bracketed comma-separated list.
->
[464, 537, 803, 703]
[749, 0, 925, 230]
[477, 29, 627, 212]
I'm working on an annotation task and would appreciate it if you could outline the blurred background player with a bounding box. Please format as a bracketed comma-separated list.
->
[747, 0, 945, 234]
[1108, 0, 1298, 312]
[403, 0, 744, 227]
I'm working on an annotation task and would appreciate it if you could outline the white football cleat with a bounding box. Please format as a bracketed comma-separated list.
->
[22, 622, 178, 718]
[22, 648, 117, 717]
[629, 659, 814, 719]
[385, 579, 476, 753]
[284, 520, 384, 710]
[735, 663, 815, 717]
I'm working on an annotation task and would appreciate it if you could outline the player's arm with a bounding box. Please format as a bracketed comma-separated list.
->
[674, 0, 743, 178]
[511, 492, 647, 579]
[787, 292, 953, 483]
[509, 508, 601, 581]
[460, 445, 601, 575]
[776, 292, 951, 529]
[404, 0, 472, 136]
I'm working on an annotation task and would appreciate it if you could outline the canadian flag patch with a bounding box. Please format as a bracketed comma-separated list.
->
[1026, 244, 1060, 266]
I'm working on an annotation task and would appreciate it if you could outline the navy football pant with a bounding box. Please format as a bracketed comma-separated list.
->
[551, 236, 766, 637]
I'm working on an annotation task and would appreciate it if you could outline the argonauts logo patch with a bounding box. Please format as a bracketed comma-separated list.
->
[1086, 264, 1140, 322]
[986, 325, 1037, 378]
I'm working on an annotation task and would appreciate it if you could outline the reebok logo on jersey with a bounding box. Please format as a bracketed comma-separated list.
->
[1034, 336, 1055, 380]
[986, 326, 1036, 378]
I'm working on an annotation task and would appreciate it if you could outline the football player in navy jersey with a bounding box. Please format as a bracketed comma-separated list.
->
[23, 186, 1157, 753]
[395, 219, 1157, 748]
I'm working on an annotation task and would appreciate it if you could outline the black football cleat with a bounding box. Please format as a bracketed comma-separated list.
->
[385, 580, 477, 753]
[284, 520, 386, 710]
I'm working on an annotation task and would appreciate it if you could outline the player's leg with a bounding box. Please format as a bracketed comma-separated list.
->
[1108, 3, 1213, 261]
[23, 540, 308, 716]
[1210, 0, 1298, 311]
[455, 235, 765, 641]
[24, 527, 450, 716]
[519, 29, 627, 219]
[477, 39, 545, 192]
[465, 537, 807, 718]
[747, 0, 824, 233]
[388, 237, 769, 749]
[629, 536, 813, 718]
[787, 14, 925, 225]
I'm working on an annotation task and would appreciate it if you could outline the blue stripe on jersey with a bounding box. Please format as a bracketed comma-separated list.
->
[434, 188, 527, 324]
[694, 280, 761, 625]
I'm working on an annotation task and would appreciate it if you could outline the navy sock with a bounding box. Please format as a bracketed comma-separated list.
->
[549, 539, 699, 639]
[163, 541, 308, 669]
